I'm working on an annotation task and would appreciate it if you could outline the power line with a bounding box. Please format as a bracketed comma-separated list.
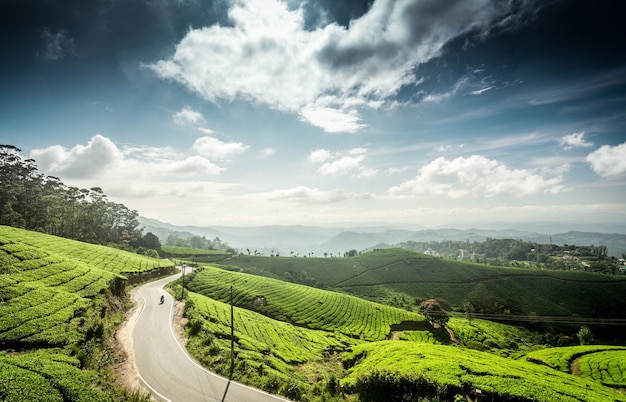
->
[462, 313, 626, 326]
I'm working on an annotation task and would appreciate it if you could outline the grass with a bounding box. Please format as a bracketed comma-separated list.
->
[0, 225, 175, 401]
[577, 350, 626, 387]
[525, 345, 626, 373]
[447, 316, 544, 352]
[184, 265, 424, 341]
[179, 256, 626, 401]
[341, 341, 625, 402]
[0, 349, 109, 402]
[183, 291, 354, 400]
[0, 226, 174, 347]
[161, 245, 232, 264]
[222, 249, 626, 319]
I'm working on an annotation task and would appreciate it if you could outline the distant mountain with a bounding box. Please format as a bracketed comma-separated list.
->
[138, 217, 626, 257]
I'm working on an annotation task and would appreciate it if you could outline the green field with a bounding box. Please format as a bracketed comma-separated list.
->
[175, 253, 626, 401]
[224, 249, 626, 318]
[0, 226, 174, 348]
[341, 342, 625, 402]
[185, 266, 423, 341]
[0, 350, 109, 402]
[0, 226, 174, 401]
[3, 226, 626, 402]
[525, 345, 626, 373]
[161, 245, 231, 263]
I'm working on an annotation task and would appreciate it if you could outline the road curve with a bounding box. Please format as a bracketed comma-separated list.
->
[131, 271, 289, 402]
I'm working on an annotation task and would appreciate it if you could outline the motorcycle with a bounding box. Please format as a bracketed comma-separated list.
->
[160, 295, 165, 304]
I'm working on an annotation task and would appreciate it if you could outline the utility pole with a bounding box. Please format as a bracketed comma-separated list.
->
[181, 264, 186, 300]
[230, 284, 235, 378]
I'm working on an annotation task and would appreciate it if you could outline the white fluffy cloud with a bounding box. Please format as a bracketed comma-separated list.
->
[389, 155, 565, 198]
[31, 134, 122, 178]
[586, 142, 626, 177]
[30, 135, 227, 194]
[150, 0, 524, 133]
[173, 106, 206, 125]
[193, 136, 249, 160]
[309, 147, 375, 176]
[309, 149, 332, 163]
[560, 131, 593, 150]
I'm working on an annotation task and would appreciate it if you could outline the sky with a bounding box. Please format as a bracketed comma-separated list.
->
[1, 0, 626, 229]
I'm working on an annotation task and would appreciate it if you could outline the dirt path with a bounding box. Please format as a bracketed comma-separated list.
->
[571, 357, 582, 376]
[111, 287, 142, 392]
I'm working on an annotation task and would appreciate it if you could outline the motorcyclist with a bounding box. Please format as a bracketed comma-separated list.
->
[160, 295, 165, 304]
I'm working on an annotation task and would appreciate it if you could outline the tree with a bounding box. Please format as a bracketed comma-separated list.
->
[577, 325, 593, 345]
[0, 144, 142, 246]
[418, 299, 449, 327]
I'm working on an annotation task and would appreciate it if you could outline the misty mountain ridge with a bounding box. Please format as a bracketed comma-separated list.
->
[138, 217, 626, 258]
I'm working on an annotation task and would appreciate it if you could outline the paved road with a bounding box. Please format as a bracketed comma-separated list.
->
[132, 271, 289, 402]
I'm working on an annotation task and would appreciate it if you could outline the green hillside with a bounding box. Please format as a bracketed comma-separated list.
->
[0, 225, 174, 401]
[341, 342, 625, 402]
[185, 266, 422, 341]
[223, 249, 626, 319]
[178, 262, 626, 401]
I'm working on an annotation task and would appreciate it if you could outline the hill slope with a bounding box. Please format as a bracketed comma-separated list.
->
[220, 249, 626, 320]
[0, 225, 175, 401]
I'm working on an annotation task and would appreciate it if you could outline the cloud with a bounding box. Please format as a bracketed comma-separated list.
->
[193, 136, 249, 160]
[269, 186, 369, 204]
[197, 127, 216, 135]
[163, 155, 223, 176]
[31, 134, 122, 178]
[309, 149, 332, 163]
[173, 106, 206, 125]
[389, 155, 565, 198]
[318, 155, 365, 176]
[309, 147, 375, 177]
[150, 0, 527, 133]
[30, 134, 224, 188]
[259, 148, 276, 158]
[299, 107, 366, 133]
[559, 131, 593, 150]
[586, 142, 626, 177]
[470, 86, 494, 95]
[39, 28, 76, 61]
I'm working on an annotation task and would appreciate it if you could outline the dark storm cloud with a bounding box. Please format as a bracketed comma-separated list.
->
[316, 0, 534, 76]
[394, 0, 626, 106]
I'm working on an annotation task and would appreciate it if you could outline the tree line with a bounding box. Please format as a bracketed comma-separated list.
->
[0, 144, 151, 250]
[397, 237, 621, 274]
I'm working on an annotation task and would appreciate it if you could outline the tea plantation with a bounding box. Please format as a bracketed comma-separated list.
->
[0, 225, 174, 401]
[177, 260, 626, 401]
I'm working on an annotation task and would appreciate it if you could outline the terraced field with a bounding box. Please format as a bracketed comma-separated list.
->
[0, 225, 177, 401]
[525, 345, 626, 383]
[223, 249, 626, 318]
[185, 266, 423, 341]
[342, 342, 626, 402]
[0, 350, 109, 401]
[0, 225, 174, 347]
[577, 349, 626, 387]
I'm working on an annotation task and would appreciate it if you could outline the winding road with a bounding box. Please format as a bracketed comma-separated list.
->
[131, 271, 289, 402]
